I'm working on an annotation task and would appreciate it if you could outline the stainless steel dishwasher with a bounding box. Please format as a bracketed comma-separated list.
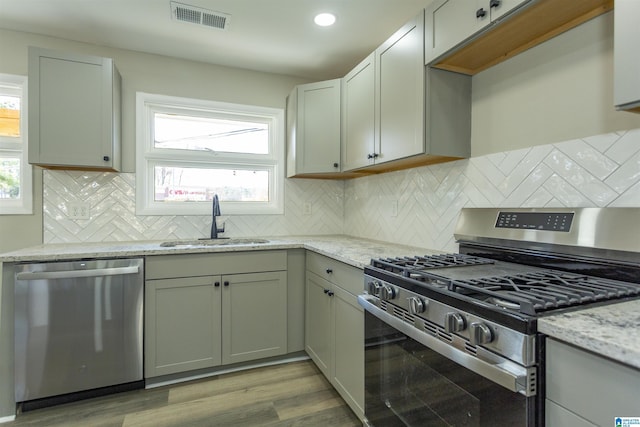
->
[14, 258, 144, 407]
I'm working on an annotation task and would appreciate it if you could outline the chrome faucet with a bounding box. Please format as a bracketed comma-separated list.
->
[210, 194, 225, 239]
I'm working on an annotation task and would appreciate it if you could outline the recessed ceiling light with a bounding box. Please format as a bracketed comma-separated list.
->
[314, 13, 336, 27]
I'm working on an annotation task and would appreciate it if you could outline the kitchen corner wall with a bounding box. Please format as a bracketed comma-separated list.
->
[45, 128, 640, 249]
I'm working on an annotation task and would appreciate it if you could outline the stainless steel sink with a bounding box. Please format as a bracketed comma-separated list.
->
[160, 238, 270, 247]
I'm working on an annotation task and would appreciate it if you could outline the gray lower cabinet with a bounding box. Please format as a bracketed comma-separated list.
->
[145, 275, 222, 377]
[222, 271, 287, 365]
[145, 251, 288, 378]
[545, 338, 640, 426]
[305, 252, 364, 420]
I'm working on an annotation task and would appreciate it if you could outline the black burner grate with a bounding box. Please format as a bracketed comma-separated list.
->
[372, 253, 494, 275]
[369, 253, 640, 316]
[448, 270, 640, 315]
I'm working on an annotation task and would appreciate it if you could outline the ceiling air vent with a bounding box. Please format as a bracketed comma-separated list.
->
[170, 1, 231, 31]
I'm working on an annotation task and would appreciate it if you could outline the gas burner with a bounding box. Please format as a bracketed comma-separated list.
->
[485, 296, 522, 311]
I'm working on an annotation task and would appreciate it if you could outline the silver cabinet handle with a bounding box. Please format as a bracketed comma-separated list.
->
[16, 266, 139, 280]
[357, 294, 535, 396]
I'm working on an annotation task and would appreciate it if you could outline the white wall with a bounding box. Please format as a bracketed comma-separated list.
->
[471, 12, 640, 156]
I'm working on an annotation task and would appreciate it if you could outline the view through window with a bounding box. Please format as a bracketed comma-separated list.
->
[0, 74, 32, 214]
[136, 93, 284, 215]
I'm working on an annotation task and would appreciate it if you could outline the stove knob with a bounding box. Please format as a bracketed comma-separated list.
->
[409, 297, 427, 314]
[469, 322, 494, 345]
[368, 280, 382, 296]
[380, 285, 397, 301]
[444, 312, 466, 333]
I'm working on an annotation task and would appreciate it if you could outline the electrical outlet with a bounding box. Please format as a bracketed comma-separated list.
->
[68, 203, 90, 220]
[303, 202, 312, 215]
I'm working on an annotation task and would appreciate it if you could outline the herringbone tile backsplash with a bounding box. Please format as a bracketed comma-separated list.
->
[44, 128, 640, 252]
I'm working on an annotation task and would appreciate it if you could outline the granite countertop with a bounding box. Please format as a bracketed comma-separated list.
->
[0, 235, 435, 269]
[3, 235, 638, 370]
[538, 300, 640, 370]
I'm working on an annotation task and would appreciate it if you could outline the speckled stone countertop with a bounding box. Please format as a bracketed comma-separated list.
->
[538, 300, 640, 370]
[3, 235, 638, 370]
[0, 235, 436, 268]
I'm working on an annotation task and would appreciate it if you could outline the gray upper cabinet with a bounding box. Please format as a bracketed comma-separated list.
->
[341, 53, 375, 172]
[341, 11, 470, 174]
[295, 9, 471, 177]
[614, 0, 640, 113]
[425, 0, 611, 75]
[286, 79, 341, 177]
[342, 12, 427, 172]
[375, 13, 425, 166]
[425, 0, 530, 65]
[28, 47, 121, 171]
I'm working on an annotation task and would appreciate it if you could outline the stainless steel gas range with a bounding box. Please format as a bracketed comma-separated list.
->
[359, 208, 640, 427]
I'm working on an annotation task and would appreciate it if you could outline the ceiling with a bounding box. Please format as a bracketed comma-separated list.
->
[0, 0, 430, 80]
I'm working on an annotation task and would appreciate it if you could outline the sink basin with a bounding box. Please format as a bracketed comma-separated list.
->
[160, 238, 270, 248]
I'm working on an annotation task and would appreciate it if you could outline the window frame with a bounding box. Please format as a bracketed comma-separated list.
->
[136, 92, 285, 216]
[0, 74, 32, 215]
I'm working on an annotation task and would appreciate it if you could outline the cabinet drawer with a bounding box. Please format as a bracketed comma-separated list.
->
[146, 250, 287, 279]
[306, 252, 362, 295]
[546, 338, 639, 426]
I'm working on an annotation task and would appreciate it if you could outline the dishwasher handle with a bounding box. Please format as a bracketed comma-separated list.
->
[16, 265, 140, 281]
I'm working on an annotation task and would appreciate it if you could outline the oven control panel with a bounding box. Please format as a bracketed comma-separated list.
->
[495, 211, 574, 232]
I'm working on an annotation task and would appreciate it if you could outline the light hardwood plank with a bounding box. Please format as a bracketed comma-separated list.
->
[8, 360, 360, 427]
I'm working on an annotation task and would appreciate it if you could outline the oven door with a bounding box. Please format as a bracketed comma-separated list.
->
[358, 295, 540, 427]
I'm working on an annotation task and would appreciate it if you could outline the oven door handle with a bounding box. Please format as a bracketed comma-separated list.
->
[358, 294, 535, 396]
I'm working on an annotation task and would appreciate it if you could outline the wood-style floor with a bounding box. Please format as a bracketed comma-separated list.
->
[8, 360, 361, 427]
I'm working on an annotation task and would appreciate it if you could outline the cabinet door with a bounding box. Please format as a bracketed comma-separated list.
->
[296, 80, 341, 174]
[145, 276, 222, 377]
[222, 271, 287, 364]
[425, 0, 488, 64]
[489, 0, 530, 21]
[342, 53, 376, 171]
[332, 286, 364, 420]
[614, 0, 640, 112]
[28, 47, 120, 170]
[305, 272, 333, 378]
[376, 13, 425, 163]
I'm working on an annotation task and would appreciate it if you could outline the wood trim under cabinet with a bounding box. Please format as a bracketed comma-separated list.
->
[432, 0, 614, 75]
[289, 154, 464, 180]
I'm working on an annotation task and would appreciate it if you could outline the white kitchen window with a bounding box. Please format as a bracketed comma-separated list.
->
[0, 74, 32, 215]
[136, 92, 284, 215]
